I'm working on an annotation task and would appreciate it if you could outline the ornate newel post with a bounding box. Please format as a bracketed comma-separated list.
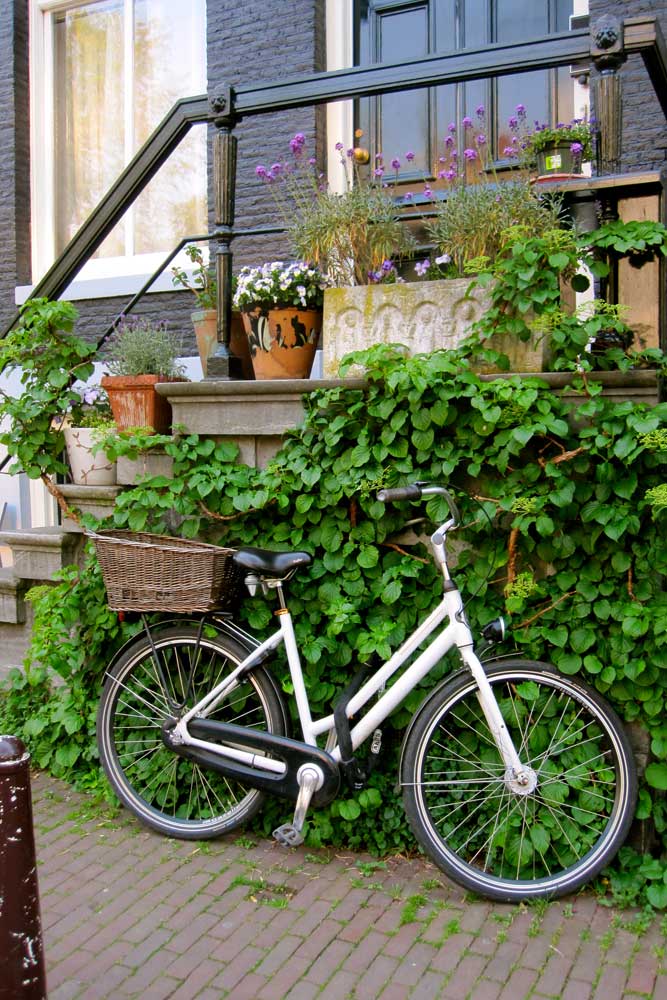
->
[206, 89, 243, 380]
[591, 16, 627, 176]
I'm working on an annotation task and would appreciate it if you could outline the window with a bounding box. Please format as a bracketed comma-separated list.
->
[356, 0, 574, 179]
[29, 0, 207, 290]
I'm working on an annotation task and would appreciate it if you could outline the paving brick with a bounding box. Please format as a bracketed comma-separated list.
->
[30, 770, 667, 1000]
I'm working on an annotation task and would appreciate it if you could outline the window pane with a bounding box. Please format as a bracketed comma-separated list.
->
[133, 0, 207, 253]
[53, 0, 206, 262]
[54, 2, 125, 257]
[377, 6, 430, 171]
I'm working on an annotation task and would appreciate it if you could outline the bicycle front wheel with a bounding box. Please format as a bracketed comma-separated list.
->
[97, 625, 286, 839]
[401, 660, 637, 901]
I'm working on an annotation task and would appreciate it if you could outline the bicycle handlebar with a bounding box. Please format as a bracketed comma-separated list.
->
[377, 483, 460, 527]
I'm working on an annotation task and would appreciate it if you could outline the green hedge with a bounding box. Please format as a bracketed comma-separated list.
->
[2, 346, 666, 903]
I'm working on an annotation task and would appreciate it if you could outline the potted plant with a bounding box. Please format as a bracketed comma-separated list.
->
[0, 297, 99, 520]
[232, 260, 328, 379]
[523, 119, 594, 178]
[62, 385, 117, 486]
[101, 318, 186, 432]
[171, 244, 253, 379]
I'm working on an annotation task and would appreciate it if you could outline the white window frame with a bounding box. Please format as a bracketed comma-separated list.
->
[25, 0, 207, 302]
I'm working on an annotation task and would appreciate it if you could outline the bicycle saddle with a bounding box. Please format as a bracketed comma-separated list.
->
[233, 546, 312, 577]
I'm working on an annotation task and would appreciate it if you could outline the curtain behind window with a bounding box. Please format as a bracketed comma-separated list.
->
[53, 0, 206, 261]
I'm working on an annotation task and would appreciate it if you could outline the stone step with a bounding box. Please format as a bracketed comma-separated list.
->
[59, 484, 124, 532]
[0, 568, 26, 624]
[0, 527, 83, 581]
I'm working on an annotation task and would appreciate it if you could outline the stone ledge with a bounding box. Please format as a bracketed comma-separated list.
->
[59, 484, 124, 531]
[117, 451, 173, 486]
[0, 568, 26, 624]
[0, 528, 83, 581]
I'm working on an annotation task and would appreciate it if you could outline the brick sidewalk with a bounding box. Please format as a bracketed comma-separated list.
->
[31, 772, 666, 1000]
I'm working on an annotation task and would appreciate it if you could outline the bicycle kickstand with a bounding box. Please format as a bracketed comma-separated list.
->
[273, 765, 323, 848]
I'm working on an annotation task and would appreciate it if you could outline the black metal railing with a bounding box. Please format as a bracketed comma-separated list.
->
[2, 14, 666, 367]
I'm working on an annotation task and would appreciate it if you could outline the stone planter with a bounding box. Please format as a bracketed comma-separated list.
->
[321, 279, 550, 377]
[64, 427, 116, 486]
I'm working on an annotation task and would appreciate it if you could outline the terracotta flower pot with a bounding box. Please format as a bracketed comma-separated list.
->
[191, 308, 254, 379]
[101, 374, 179, 433]
[241, 307, 322, 380]
[64, 427, 116, 486]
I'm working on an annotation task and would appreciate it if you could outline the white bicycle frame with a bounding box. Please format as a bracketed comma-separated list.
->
[172, 501, 527, 784]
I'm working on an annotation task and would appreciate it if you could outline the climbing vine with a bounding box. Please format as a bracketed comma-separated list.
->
[2, 343, 666, 899]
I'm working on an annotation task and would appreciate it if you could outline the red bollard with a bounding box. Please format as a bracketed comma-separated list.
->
[0, 735, 47, 999]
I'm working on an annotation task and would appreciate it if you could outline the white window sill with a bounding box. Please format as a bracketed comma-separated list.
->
[15, 268, 186, 305]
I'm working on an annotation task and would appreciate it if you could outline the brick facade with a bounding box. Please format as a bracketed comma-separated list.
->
[592, 0, 667, 172]
[0, 1, 663, 350]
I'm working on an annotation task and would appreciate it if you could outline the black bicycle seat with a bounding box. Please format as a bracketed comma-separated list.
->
[233, 546, 312, 577]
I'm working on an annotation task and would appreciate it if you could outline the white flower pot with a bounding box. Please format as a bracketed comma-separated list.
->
[64, 427, 116, 486]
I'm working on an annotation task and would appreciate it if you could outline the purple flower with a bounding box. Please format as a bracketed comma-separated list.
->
[516, 104, 526, 117]
[476, 104, 485, 118]
[270, 162, 282, 176]
[445, 135, 454, 148]
[405, 150, 415, 162]
[435, 253, 451, 266]
[255, 164, 267, 178]
[503, 146, 517, 158]
[381, 259, 394, 272]
[375, 152, 383, 161]
[570, 142, 584, 155]
[423, 185, 433, 197]
[391, 157, 401, 170]
[464, 148, 477, 161]
[374, 166, 385, 177]
[437, 170, 448, 180]
[403, 191, 414, 201]
[335, 141, 344, 151]
[475, 134, 486, 146]
[290, 138, 303, 154]
[462, 116, 473, 128]
[346, 148, 354, 158]
[293, 133, 305, 145]
[448, 122, 456, 133]
[445, 168, 457, 181]
[415, 260, 430, 277]
[508, 116, 518, 129]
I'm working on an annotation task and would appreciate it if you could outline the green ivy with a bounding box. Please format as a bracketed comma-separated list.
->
[2, 344, 667, 902]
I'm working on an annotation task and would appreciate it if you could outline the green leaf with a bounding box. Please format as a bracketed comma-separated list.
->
[339, 799, 361, 821]
[646, 763, 667, 790]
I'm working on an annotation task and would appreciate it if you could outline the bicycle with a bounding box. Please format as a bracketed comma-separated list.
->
[94, 484, 637, 902]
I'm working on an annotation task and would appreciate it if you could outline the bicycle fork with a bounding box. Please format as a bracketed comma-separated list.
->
[460, 648, 538, 794]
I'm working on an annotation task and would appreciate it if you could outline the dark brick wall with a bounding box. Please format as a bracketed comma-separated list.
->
[5, 0, 663, 353]
[0, 2, 29, 333]
[0, 0, 325, 351]
[207, 0, 326, 267]
[591, 0, 667, 172]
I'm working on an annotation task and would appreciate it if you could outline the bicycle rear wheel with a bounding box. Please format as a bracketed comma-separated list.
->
[97, 625, 286, 839]
[401, 660, 637, 901]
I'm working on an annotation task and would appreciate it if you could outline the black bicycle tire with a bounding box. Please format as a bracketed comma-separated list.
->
[97, 624, 286, 839]
[401, 659, 637, 901]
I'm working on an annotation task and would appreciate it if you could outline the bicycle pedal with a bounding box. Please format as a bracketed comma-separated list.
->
[273, 823, 304, 848]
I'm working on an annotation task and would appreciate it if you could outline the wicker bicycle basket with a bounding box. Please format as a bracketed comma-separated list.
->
[89, 530, 244, 613]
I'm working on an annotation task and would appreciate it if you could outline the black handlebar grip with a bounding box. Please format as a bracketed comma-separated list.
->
[377, 485, 423, 503]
